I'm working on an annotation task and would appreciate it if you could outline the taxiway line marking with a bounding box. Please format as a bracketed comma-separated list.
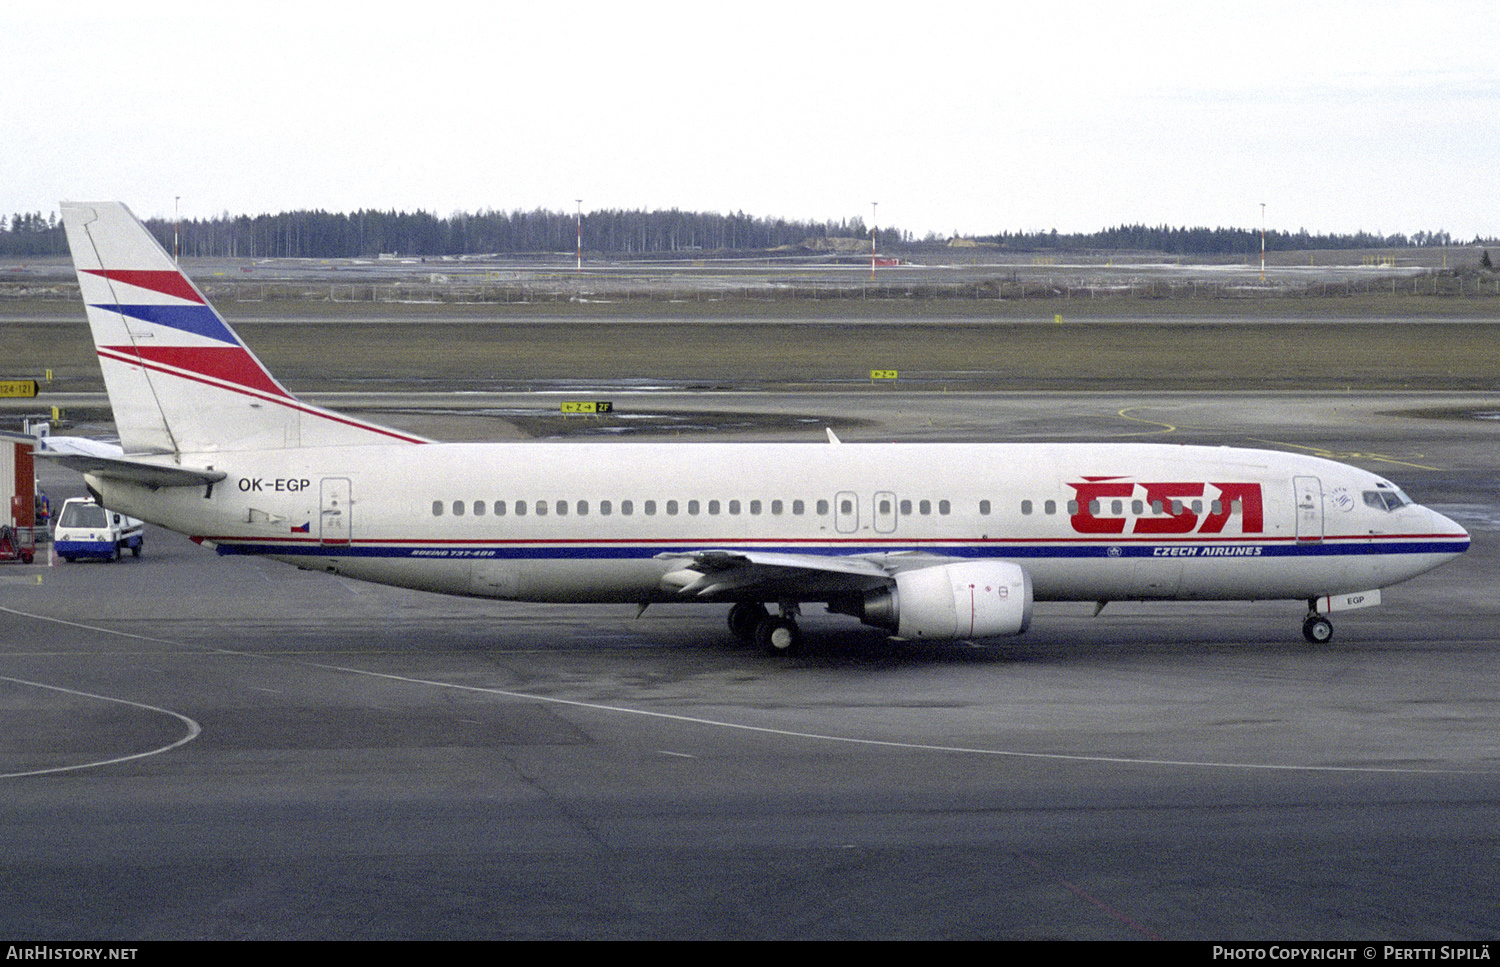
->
[1, 605, 1480, 777]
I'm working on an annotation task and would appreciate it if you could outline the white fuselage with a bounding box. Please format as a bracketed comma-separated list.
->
[89, 440, 1468, 607]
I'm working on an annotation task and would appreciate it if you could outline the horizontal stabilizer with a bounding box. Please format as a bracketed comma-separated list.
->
[35, 445, 226, 489]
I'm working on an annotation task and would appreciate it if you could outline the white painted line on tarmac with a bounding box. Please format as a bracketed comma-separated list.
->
[1, 605, 1482, 777]
[0, 676, 201, 779]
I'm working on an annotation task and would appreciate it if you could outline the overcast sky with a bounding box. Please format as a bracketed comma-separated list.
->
[7, 1, 1496, 240]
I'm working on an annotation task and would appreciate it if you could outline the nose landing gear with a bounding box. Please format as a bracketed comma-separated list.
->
[1302, 609, 1334, 644]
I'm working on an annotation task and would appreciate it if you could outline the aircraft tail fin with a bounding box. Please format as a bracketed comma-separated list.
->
[60, 202, 427, 455]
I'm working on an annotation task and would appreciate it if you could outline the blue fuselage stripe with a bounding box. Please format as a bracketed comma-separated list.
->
[213, 539, 1469, 560]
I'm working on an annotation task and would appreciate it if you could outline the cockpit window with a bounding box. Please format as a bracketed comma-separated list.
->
[1363, 489, 1410, 512]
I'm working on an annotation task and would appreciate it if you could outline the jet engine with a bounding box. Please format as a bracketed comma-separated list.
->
[835, 560, 1033, 640]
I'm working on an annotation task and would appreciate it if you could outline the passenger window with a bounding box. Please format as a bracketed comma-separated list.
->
[643, 500, 655, 516]
[771, 500, 783, 515]
[839, 498, 852, 515]
[577, 501, 588, 516]
[1134, 500, 1145, 515]
[749, 500, 761, 515]
[816, 500, 829, 515]
[980, 500, 991, 515]
[920, 500, 931, 515]
[536, 501, 547, 516]
[1020, 500, 1031, 515]
[474, 501, 485, 516]
[688, 500, 700, 515]
[900, 499, 912, 515]
[621, 500, 633, 515]
[453, 501, 465, 516]
[793, 500, 805, 515]
[600, 500, 611, 516]
[666, 500, 678, 515]
[729, 500, 740, 515]
[938, 500, 950, 515]
[881, 499, 894, 515]
[432, 500, 443, 517]
[495, 501, 506, 516]
[556, 500, 568, 516]
[708, 500, 720, 515]
[515, 501, 526, 517]
[1044, 500, 1056, 515]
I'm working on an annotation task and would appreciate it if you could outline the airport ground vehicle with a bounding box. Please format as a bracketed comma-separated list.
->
[0, 524, 35, 564]
[52, 497, 143, 562]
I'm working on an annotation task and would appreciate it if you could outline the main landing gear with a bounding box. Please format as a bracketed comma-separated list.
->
[727, 602, 805, 656]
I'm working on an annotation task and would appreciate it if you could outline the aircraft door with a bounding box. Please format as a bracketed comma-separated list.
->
[320, 477, 352, 546]
[835, 491, 859, 534]
[1294, 475, 1323, 542]
[873, 491, 897, 534]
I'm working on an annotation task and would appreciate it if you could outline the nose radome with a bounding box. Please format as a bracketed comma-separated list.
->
[1430, 508, 1471, 554]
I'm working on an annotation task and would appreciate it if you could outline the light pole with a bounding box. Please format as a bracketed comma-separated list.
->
[174, 195, 181, 263]
[1260, 202, 1266, 281]
[870, 201, 878, 281]
[576, 199, 583, 275]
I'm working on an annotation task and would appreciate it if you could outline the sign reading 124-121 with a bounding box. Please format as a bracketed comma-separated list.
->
[0, 380, 40, 398]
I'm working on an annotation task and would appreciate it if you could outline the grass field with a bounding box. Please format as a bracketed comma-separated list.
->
[4, 314, 1499, 396]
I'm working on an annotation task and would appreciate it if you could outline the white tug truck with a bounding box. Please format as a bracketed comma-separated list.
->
[53, 497, 144, 562]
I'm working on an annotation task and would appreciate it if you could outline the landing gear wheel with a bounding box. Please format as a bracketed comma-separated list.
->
[756, 616, 804, 656]
[132, 540, 142, 558]
[1302, 614, 1334, 644]
[727, 602, 769, 643]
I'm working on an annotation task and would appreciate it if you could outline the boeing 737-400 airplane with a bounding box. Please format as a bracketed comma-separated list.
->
[41, 201, 1469, 654]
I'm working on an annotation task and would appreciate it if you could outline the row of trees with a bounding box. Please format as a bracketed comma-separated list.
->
[975, 224, 1483, 255]
[2, 211, 66, 256]
[1, 207, 1490, 259]
[0, 207, 897, 259]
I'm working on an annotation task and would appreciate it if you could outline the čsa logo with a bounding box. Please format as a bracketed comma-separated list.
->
[1069, 478, 1264, 535]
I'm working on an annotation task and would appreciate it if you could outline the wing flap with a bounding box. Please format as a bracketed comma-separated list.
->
[655, 549, 895, 599]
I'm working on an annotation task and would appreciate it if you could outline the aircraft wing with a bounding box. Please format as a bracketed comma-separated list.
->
[656, 548, 938, 599]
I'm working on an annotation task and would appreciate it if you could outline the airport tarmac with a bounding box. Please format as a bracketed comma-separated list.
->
[2, 385, 1497, 940]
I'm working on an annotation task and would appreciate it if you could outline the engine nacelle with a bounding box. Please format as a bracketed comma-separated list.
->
[849, 561, 1033, 640]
